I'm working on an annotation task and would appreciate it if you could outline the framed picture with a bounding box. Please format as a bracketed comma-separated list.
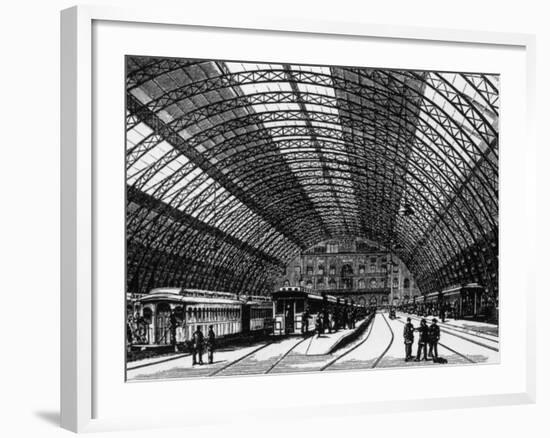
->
[61, 5, 536, 433]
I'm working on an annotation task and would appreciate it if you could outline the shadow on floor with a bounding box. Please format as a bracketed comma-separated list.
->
[34, 410, 59, 427]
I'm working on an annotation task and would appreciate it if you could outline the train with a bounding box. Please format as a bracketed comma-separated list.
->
[127, 288, 273, 347]
[127, 286, 370, 348]
[416, 283, 497, 323]
[271, 286, 368, 335]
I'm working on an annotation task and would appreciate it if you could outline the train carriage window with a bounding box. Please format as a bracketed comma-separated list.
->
[296, 300, 304, 313]
[276, 300, 284, 314]
[174, 306, 184, 323]
[142, 307, 152, 324]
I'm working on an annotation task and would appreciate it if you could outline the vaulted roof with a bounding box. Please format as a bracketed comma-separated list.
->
[126, 56, 499, 296]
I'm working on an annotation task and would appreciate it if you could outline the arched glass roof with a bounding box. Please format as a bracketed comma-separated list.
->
[126, 56, 499, 297]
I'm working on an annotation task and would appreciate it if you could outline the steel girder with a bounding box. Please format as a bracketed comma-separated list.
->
[125, 56, 499, 297]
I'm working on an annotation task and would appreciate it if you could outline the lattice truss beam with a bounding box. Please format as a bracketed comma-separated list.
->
[126, 56, 499, 296]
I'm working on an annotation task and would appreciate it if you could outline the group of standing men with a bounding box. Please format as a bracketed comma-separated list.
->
[403, 317, 441, 362]
[312, 306, 357, 337]
[189, 325, 216, 366]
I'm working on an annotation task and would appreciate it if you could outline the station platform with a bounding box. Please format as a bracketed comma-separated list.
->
[297, 317, 370, 356]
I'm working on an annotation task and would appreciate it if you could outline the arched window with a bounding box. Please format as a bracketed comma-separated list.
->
[341, 264, 353, 276]
[142, 307, 153, 324]
[328, 278, 337, 289]
[305, 280, 313, 289]
[369, 278, 377, 289]
[358, 279, 365, 289]
[318, 264, 325, 275]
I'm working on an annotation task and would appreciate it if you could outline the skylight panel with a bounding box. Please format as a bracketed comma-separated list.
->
[292, 65, 332, 76]
[310, 120, 341, 130]
[127, 141, 173, 182]
[127, 122, 154, 148]
[263, 120, 308, 129]
[225, 62, 283, 73]
[297, 83, 336, 98]
[305, 103, 338, 115]
[250, 103, 301, 113]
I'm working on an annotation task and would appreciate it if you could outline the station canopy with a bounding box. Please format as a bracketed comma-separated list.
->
[126, 57, 499, 297]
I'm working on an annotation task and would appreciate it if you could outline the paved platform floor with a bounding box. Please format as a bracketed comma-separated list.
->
[127, 312, 500, 381]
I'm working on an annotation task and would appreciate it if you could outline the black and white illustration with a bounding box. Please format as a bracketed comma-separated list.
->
[125, 56, 499, 381]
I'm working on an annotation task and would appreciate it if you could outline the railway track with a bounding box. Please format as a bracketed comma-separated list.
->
[264, 336, 313, 374]
[371, 312, 395, 368]
[320, 312, 393, 371]
[405, 314, 498, 342]
[208, 342, 273, 376]
[403, 315, 499, 352]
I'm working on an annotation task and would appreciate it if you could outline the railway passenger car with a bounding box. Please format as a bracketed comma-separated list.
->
[271, 287, 366, 335]
[132, 288, 274, 347]
[242, 295, 274, 334]
[423, 283, 495, 322]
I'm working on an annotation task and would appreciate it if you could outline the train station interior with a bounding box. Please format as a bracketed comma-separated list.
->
[125, 56, 499, 379]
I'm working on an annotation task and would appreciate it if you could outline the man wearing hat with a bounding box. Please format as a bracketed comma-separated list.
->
[403, 317, 415, 361]
[206, 325, 216, 364]
[428, 318, 441, 359]
[414, 318, 429, 361]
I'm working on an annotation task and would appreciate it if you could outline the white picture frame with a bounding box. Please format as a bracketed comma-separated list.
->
[60, 4, 537, 433]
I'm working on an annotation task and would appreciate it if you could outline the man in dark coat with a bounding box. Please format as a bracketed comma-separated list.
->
[414, 318, 429, 361]
[428, 318, 441, 359]
[403, 317, 415, 361]
[192, 326, 205, 365]
[169, 310, 178, 347]
[315, 312, 323, 337]
[206, 325, 216, 364]
[301, 310, 310, 335]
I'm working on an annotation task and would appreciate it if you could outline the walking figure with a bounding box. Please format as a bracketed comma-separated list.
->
[315, 312, 323, 337]
[206, 325, 216, 364]
[403, 317, 415, 361]
[414, 318, 429, 361]
[192, 326, 205, 365]
[301, 310, 310, 335]
[169, 310, 178, 348]
[428, 318, 440, 360]
[323, 308, 331, 334]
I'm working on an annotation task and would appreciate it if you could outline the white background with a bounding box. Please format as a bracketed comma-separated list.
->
[0, 0, 547, 437]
